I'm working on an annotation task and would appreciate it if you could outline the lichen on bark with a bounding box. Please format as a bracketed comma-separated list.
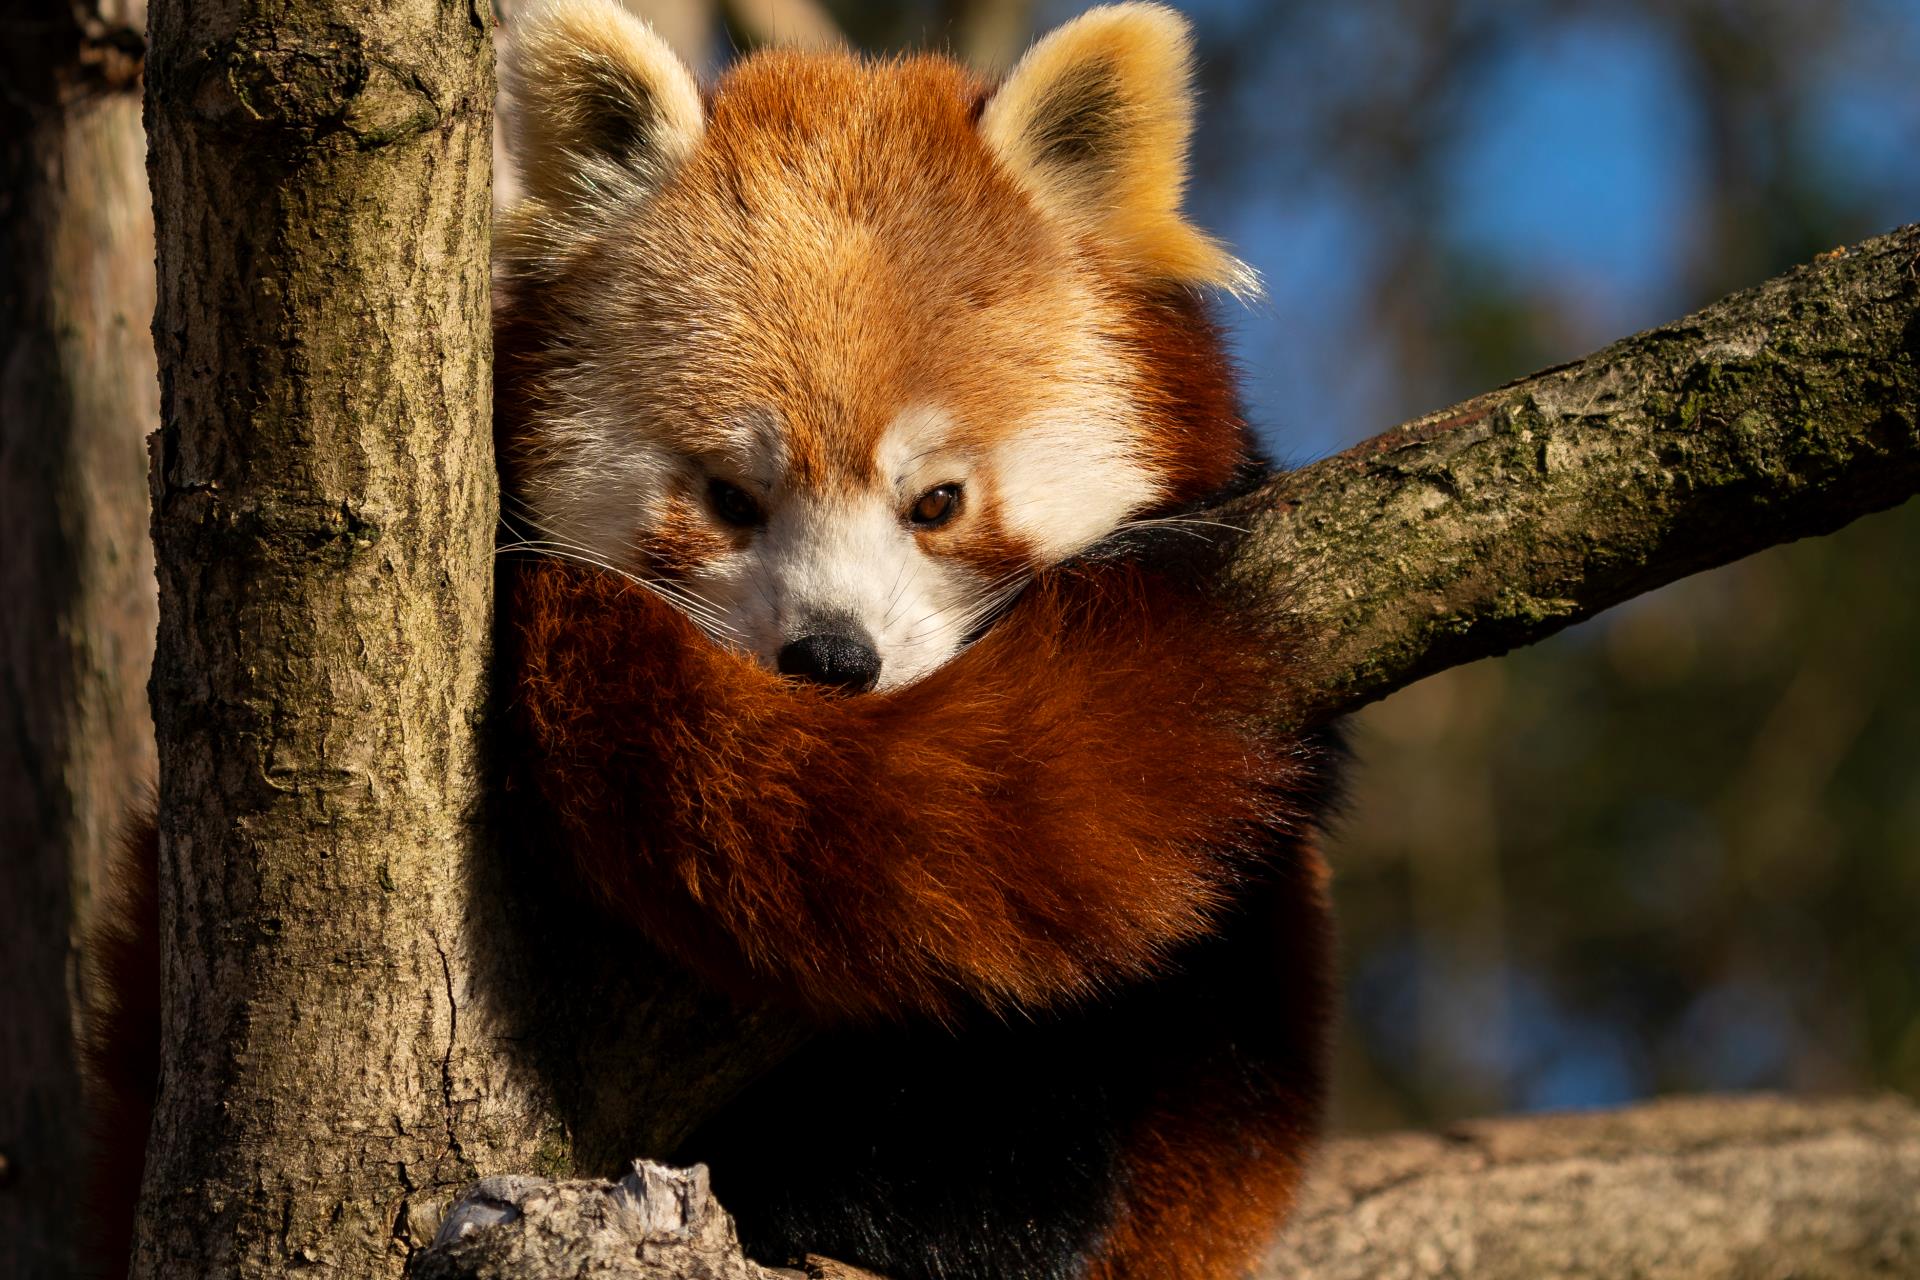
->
[1233, 223, 1920, 727]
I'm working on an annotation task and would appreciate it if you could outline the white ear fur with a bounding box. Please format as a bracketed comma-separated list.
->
[502, 0, 704, 211]
[979, 3, 1254, 293]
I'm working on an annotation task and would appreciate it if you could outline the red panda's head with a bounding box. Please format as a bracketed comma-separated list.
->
[496, 0, 1254, 691]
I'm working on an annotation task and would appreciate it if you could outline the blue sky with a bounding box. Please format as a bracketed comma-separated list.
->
[1123, 1, 1920, 459]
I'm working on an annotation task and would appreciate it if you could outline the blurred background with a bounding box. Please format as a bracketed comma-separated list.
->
[606, 0, 1920, 1131]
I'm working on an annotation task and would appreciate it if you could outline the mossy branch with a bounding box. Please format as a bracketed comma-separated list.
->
[1231, 221, 1920, 728]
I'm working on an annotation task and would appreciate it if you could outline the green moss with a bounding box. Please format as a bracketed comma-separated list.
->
[531, 1123, 575, 1180]
[1486, 588, 1579, 629]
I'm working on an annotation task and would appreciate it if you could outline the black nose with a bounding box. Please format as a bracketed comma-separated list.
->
[778, 631, 882, 693]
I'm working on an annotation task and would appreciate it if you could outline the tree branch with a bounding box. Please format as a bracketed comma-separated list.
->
[1234, 222, 1920, 727]
[415, 1094, 1920, 1279]
[1261, 1093, 1920, 1278]
[135, 2, 550, 1276]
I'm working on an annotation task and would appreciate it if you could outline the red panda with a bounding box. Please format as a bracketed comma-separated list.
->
[494, 3, 1340, 1279]
[90, 5, 1341, 1279]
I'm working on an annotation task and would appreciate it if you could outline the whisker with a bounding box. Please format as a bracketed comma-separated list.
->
[880, 558, 912, 631]
[1110, 513, 1249, 542]
[496, 540, 743, 641]
[497, 503, 752, 648]
[898, 571, 1031, 646]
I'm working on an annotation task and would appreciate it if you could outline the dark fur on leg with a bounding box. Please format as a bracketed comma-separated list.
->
[680, 830, 1337, 1280]
[81, 813, 160, 1279]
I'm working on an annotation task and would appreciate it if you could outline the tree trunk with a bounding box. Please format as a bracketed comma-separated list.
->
[133, 1, 551, 1275]
[0, 2, 156, 1275]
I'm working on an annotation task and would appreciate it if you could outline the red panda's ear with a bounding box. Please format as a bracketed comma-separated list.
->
[502, 0, 703, 215]
[980, 3, 1255, 294]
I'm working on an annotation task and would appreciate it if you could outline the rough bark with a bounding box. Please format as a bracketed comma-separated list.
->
[416, 1163, 799, 1280]
[1233, 223, 1920, 727]
[0, 2, 156, 1275]
[412, 1096, 1920, 1280]
[134, 1, 557, 1276]
[1260, 1093, 1920, 1279]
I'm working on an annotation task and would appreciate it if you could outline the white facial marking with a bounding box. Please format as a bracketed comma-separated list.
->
[716, 406, 788, 494]
[993, 397, 1161, 563]
[516, 391, 675, 569]
[516, 386, 776, 567]
[520, 381, 1160, 691]
[668, 405, 995, 690]
[878, 404, 966, 490]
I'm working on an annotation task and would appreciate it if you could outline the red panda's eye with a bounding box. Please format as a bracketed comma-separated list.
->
[908, 483, 962, 529]
[707, 478, 765, 529]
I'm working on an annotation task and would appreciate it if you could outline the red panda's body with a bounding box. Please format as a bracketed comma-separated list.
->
[505, 554, 1339, 1280]
[493, 4, 1341, 1276]
[91, 5, 1341, 1278]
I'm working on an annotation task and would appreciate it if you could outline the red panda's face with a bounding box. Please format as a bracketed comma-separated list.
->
[499, 1, 1253, 690]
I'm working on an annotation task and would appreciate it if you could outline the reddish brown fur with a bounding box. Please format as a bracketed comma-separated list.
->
[644, 484, 740, 575]
[1087, 845, 1334, 1280]
[514, 51, 1120, 488]
[1113, 284, 1252, 502]
[489, 43, 1330, 1268]
[509, 542, 1314, 1024]
[669, 53, 1093, 487]
[498, 46, 1251, 600]
[81, 817, 160, 1278]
